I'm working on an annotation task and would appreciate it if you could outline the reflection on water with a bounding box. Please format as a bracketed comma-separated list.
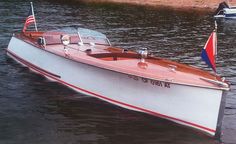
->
[220, 19, 236, 33]
[0, 0, 236, 144]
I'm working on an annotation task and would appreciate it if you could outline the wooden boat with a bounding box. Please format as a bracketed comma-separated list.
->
[7, 3, 230, 137]
[7, 27, 230, 137]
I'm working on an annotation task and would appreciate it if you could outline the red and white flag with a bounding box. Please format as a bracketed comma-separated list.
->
[201, 31, 217, 72]
[22, 2, 37, 32]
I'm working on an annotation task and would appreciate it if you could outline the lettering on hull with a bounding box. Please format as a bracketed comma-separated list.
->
[128, 75, 171, 88]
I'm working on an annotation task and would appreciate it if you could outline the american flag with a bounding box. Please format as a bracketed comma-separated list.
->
[22, 4, 36, 32]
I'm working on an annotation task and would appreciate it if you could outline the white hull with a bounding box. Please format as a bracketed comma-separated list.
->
[215, 8, 236, 19]
[7, 36, 225, 136]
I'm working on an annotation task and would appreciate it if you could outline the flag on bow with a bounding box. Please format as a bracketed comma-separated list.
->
[22, 2, 37, 32]
[201, 30, 217, 72]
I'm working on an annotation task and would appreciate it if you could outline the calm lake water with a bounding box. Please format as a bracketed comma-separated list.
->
[0, 0, 236, 144]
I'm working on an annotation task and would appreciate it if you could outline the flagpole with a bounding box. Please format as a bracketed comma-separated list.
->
[214, 21, 218, 75]
[30, 2, 38, 31]
[214, 21, 217, 56]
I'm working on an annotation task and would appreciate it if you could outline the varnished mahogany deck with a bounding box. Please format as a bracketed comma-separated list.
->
[15, 31, 229, 90]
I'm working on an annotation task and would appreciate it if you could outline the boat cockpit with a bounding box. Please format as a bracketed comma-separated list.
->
[21, 27, 151, 62]
[23, 27, 111, 47]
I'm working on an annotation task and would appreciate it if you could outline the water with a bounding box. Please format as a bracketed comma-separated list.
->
[1, 0, 236, 143]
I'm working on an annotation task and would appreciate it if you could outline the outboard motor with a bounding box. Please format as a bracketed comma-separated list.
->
[214, 1, 229, 15]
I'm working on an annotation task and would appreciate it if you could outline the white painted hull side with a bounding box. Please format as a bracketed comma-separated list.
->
[218, 8, 236, 19]
[224, 8, 236, 14]
[214, 8, 236, 19]
[7, 37, 225, 136]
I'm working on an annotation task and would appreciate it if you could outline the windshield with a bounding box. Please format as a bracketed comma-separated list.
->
[43, 27, 111, 46]
[77, 28, 107, 39]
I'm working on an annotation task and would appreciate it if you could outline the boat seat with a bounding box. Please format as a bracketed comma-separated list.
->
[44, 35, 62, 45]
[43, 34, 81, 45]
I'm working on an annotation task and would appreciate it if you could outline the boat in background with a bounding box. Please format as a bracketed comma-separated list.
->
[214, 1, 236, 19]
[7, 3, 230, 137]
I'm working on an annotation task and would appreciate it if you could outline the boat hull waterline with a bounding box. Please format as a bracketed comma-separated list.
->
[7, 36, 226, 136]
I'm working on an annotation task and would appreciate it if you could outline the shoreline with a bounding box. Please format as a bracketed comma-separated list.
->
[78, 0, 236, 11]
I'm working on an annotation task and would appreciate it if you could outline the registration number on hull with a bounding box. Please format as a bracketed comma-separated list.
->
[128, 75, 171, 88]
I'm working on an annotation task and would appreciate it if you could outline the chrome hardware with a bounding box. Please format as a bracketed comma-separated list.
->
[107, 38, 112, 46]
[168, 64, 177, 72]
[77, 31, 84, 46]
[89, 42, 95, 47]
[37, 37, 46, 47]
[78, 42, 84, 46]
[85, 49, 92, 54]
[221, 77, 225, 82]
[138, 48, 148, 58]
[138, 48, 148, 62]
[200, 77, 229, 88]
[122, 49, 128, 53]
[64, 47, 70, 57]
